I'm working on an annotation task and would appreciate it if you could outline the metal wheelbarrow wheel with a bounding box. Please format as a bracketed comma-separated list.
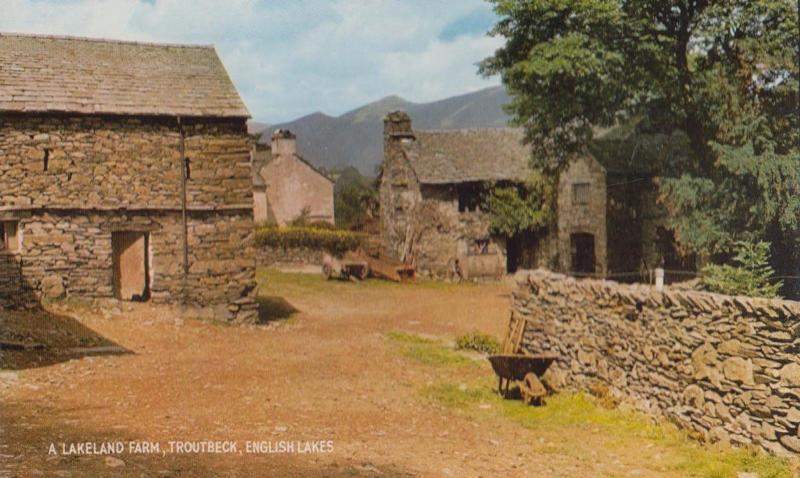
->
[322, 263, 334, 280]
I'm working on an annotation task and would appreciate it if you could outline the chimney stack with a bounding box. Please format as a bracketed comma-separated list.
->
[271, 129, 296, 156]
[383, 111, 413, 138]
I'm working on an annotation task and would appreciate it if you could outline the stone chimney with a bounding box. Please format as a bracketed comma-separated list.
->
[383, 111, 414, 163]
[383, 111, 413, 138]
[271, 129, 296, 156]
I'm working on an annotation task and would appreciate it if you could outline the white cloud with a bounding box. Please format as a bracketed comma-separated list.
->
[1, 0, 502, 122]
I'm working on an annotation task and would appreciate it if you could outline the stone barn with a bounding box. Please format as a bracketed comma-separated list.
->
[252, 130, 334, 226]
[0, 33, 257, 322]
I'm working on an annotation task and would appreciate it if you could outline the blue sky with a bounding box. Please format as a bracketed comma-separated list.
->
[2, 0, 503, 123]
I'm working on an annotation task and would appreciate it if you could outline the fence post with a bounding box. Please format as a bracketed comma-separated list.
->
[655, 268, 664, 292]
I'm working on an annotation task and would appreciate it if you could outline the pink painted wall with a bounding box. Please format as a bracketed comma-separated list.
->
[258, 140, 334, 226]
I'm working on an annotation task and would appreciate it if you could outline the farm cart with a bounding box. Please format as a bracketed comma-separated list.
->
[488, 353, 558, 405]
[322, 251, 369, 281]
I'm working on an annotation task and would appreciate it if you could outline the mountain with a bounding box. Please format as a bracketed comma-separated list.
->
[247, 121, 270, 136]
[257, 86, 512, 175]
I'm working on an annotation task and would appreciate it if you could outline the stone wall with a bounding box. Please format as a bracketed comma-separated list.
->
[556, 155, 607, 275]
[257, 246, 325, 268]
[0, 115, 252, 210]
[512, 270, 800, 455]
[0, 114, 257, 323]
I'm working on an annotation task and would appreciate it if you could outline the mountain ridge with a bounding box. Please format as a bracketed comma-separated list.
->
[252, 85, 513, 175]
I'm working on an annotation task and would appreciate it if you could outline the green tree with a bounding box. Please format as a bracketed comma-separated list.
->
[481, 0, 799, 295]
[701, 240, 782, 298]
[485, 172, 554, 236]
[333, 167, 378, 231]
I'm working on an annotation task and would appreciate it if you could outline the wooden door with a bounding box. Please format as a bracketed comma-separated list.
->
[112, 232, 148, 300]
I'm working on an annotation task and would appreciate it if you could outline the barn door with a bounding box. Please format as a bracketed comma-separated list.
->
[112, 232, 149, 301]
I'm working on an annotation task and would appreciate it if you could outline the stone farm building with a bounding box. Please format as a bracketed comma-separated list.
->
[252, 129, 334, 226]
[379, 111, 688, 281]
[0, 33, 257, 322]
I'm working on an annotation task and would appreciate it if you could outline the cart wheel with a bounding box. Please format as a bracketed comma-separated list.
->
[322, 263, 333, 280]
[520, 373, 546, 406]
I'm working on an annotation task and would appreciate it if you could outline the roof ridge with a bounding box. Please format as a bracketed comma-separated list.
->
[416, 127, 520, 134]
[0, 32, 214, 49]
[291, 153, 334, 183]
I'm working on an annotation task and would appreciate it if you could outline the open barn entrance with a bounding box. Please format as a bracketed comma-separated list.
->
[112, 232, 150, 301]
[570, 233, 596, 275]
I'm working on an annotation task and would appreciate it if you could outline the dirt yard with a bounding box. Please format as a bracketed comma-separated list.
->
[0, 270, 795, 477]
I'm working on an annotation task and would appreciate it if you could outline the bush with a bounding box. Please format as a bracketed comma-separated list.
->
[700, 240, 782, 298]
[455, 332, 500, 355]
[255, 226, 365, 256]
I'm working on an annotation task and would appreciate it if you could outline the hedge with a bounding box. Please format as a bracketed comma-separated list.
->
[255, 226, 365, 256]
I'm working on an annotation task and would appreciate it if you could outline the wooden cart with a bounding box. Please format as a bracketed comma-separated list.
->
[322, 251, 369, 281]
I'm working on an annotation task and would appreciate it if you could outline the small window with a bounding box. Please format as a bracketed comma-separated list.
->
[184, 157, 191, 180]
[457, 182, 486, 212]
[1, 221, 20, 252]
[43, 149, 50, 172]
[572, 182, 590, 205]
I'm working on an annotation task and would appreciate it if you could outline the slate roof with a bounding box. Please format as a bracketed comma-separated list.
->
[404, 128, 531, 184]
[0, 33, 249, 117]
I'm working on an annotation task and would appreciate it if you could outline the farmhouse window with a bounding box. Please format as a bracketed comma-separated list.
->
[458, 182, 486, 213]
[572, 182, 590, 205]
[0, 221, 20, 252]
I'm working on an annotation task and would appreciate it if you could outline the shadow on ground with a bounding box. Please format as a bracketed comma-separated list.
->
[256, 295, 299, 324]
[0, 308, 129, 370]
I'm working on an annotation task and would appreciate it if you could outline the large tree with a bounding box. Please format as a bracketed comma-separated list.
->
[481, 0, 799, 295]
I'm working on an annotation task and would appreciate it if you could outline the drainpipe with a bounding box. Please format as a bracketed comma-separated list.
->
[178, 117, 189, 278]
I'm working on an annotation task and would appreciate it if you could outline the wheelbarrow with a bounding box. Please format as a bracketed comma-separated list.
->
[488, 353, 558, 405]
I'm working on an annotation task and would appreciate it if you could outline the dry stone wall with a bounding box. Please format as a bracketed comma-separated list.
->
[512, 270, 800, 455]
[257, 246, 324, 268]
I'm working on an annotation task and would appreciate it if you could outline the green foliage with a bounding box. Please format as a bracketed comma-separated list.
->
[255, 226, 365, 256]
[454, 332, 500, 355]
[701, 240, 783, 298]
[385, 331, 474, 367]
[482, 0, 800, 293]
[485, 172, 554, 236]
[333, 167, 378, 231]
[288, 207, 313, 227]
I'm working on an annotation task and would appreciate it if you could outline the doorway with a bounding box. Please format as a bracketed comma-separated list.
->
[506, 235, 521, 273]
[570, 233, 596, 275]
[112, 231, 150, 301]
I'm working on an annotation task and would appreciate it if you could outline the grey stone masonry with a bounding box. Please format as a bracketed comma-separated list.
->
[0, 114, 257, 323]
[512, 269, 800, 455]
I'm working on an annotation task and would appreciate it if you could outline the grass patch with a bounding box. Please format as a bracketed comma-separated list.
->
[422, 378, 794, 478]
[455, 332, 500, 355]
[385, 331, 474, 367]
[257, 267, 488, 298]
